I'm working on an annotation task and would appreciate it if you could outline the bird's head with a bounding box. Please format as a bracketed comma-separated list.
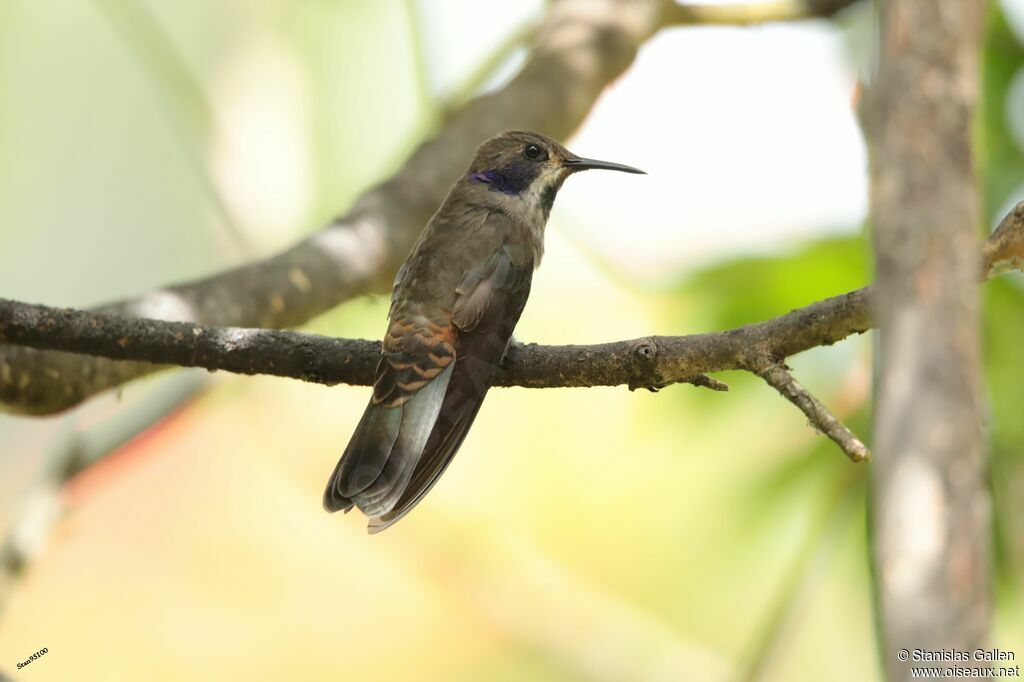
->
[465, 130, 644, 222]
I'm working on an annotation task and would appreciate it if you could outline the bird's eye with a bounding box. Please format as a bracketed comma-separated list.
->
[523, 144, 543, 160]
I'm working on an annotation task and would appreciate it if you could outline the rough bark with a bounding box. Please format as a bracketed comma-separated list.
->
[0, 289, 869, 392]
[865, 1, 991, 678]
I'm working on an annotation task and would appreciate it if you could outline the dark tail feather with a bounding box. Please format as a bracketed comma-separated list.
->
[322, 401, 400, 513]
[323, 365, 453, 515]
[367, 354, 495, 533]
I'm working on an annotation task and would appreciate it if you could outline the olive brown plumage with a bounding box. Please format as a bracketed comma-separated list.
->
[323, 131, 644, 532]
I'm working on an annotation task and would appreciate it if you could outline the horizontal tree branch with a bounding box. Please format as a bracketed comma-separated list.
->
[0, 0, 864, 416]
[0, 287, 873, 393]
[3, 200, 1019, 462]
[0, 285, 868, 464]
[0, 291, 871, 459]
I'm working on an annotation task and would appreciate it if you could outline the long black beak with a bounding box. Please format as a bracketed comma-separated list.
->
[563, 156, 646, 174]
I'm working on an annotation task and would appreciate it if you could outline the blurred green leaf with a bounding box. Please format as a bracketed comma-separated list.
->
[983, 277, 1024, 581]
[981, 3, 1024, 219]
[980, 1, 1024, 594]
[676, 236, 868, 333]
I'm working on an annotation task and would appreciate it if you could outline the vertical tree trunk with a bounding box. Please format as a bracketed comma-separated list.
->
[867, 1, 990, 680]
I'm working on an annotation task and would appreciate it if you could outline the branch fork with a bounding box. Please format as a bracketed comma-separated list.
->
[753, 358, 870, 462]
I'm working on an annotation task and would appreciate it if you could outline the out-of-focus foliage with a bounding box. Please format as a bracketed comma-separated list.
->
[681, 236, 868, 330]
[981, 3, 1024, 217]
[981, 2, 1024, 601]
[985, 279, 1024, 584]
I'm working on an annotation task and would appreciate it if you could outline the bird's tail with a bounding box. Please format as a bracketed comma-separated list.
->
[322, 364, 453, 519]
[366, 353, 496, 532]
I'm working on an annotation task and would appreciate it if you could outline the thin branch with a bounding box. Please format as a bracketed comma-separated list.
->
[755, 361, 869, 462]
[92, 0, 248, 250]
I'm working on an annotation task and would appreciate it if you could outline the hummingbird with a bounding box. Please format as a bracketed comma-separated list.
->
[323, 130, 644, 532]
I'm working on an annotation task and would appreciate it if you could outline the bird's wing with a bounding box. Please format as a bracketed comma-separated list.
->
[322, 307, 457, 516]
[373, 310, 457, 409]
[368, 231, 534, 532]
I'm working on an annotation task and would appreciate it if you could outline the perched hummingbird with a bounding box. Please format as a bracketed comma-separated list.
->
[323, 130, 644, 532]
